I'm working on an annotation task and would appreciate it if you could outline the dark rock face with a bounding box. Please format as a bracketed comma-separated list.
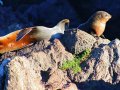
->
[0, 0, 79, 36]
[0, 0, 119, 40]
[68, 0, 120, 40]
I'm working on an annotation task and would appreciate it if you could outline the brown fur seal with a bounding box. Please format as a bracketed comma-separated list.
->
[78, 11, 112, 37]
[0, 19, 70, 53]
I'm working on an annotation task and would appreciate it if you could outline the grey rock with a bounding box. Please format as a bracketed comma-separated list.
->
[62, 29, 96, 54]
[1, 39, 73, 71]
[0, 28, 117, 90]
[68, 39, 120, 90]
[46, 69, 70, 90]
[0, 39, 74, 90]
[4, 56, 45, 90]
[93, 37, 110, 48]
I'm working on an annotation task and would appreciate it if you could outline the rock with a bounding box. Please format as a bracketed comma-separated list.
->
[93, 37, 110, 48]
[4, 56, 45, 90]
[1, 39, 73, 71]
[28, 39, 73, 71]
[62, 83, 78, 90]
[45, 69, 78, 90]
[0, 39, 73, 90]
[62, 29, 111, 54]
[68, 39, 120, 90]
[62, 29, 96, 54]
[0, 28, 117, 90]
[46, 69, 70, 90]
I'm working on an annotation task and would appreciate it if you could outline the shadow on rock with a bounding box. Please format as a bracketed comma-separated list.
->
[77, 80, 120, 90]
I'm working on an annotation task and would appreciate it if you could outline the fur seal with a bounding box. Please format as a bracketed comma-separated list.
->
[78, 11, 112, 37]
[0, 19, 70, 53]
[16, 19, 70, 41]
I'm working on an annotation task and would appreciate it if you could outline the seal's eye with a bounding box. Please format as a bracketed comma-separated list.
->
[104, 14, 108, 18]
[98, 14, 102, 18]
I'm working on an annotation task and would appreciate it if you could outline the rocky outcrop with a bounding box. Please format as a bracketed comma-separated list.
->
[0, 29, 115, 90]
[0, 39, 73, 70]
[62, 29, 110, 54]
[62, 29, 96, 54]
[1, 29, 120, 90]
[68, 39, 120, 90]
[0, 39, 75, 90]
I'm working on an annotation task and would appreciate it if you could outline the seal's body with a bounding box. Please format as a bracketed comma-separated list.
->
[78, 11, 112, 37]
[16, 19, 70, 41]
[0, 30, 36, 53]
[0, 19, 69, 53]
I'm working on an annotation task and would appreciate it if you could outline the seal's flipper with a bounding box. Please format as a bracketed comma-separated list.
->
[16, 28, 33, 41]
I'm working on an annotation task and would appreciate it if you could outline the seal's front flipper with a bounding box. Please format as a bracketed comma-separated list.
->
[16, 27, 33, 41]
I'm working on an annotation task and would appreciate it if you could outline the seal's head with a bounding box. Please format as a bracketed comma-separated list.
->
[92, 11, 112, 23]
[57, 19, 70, 30]
[60, 19, 70, 24]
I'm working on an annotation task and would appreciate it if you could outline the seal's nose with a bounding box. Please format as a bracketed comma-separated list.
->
[106, 14, 112, 20]
[109, 15, 112, 19]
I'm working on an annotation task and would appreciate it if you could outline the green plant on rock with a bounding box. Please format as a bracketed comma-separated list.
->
[60, 49, 91, 74]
